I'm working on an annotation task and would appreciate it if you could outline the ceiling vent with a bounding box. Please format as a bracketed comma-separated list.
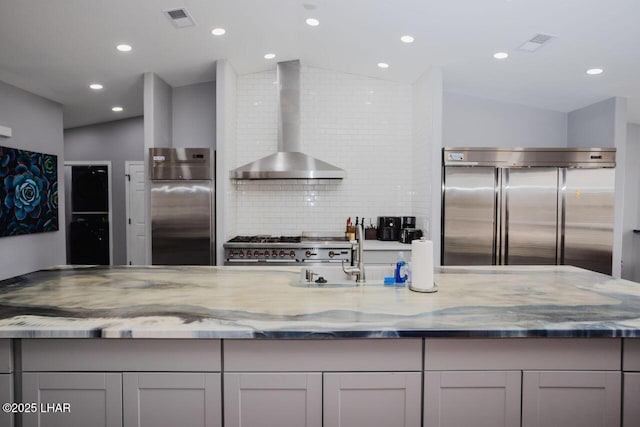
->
[518, 33, 555, 52]
[163, 8, 195, 28]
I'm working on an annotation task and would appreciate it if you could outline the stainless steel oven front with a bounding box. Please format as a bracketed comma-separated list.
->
[223, 236, 352, 266]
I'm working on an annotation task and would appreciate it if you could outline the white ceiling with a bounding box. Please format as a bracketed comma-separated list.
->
[1, 0, 639, 129]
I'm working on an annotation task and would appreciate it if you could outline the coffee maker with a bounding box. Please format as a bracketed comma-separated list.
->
[401, 216, 416, 229]
[377, 216, 401, 241]
[399, 216, 423, 243]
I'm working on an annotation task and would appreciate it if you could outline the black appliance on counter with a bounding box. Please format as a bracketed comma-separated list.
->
[401, 216, 416, 228]
[377, 216, 400, 241]
[398, 216, 423, 244]
[399, 228, 423, 244]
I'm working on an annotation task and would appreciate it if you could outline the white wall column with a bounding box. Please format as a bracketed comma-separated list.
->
[215, 60, 238, 266]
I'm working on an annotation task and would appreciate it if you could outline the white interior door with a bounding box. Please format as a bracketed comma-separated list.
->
[125, 162, 146, 265]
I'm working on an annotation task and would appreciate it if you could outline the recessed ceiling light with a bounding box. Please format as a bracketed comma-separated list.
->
[586, 68, 604, 75]
[493, 52, 509, 59]
[400, 35, 415, 43]
[116, 44, 132, 52]
[111, 106, 124, 112]
[377, 62, 389, 69]
[305, 18, 320, 26]
[264, 53, 276, 59]
[211, 28, 226, 36]
[89, 83, 103, 90]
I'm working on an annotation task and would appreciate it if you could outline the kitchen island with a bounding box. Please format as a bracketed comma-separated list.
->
[0, 265, 639, 427]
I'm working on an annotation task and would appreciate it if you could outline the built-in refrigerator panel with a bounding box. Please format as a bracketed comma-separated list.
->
[503, 168, 558, 265]
[150, 181, 212, 265]
[563, 168, 615, 275]
[442, 167, 496, 265]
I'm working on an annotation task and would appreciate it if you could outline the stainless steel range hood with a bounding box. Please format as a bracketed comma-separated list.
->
[230, 60, 346, 180]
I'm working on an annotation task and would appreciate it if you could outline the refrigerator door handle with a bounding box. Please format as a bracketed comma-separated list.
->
[491, 168, 501, 265]
[559, 168, 566, 265]
[499, 168, 509, 265]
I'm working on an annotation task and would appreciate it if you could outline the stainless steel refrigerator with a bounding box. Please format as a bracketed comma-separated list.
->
[149, 148, 215, 265]
[441, 147, 615, 275]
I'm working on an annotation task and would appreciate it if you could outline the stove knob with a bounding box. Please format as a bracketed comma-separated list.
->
[290, 251, 296, 258]
[272, 250, 278, 258]
[279, 251, 285, 258]
[305, 250, 312, 258]
[228, 250, 234, 258]
[246, 251, 252, 258]
[254, 251, 259, 258]
[238, 251, 244, 258]
[264, 251, 270, 258]
[328, 251, 335, 258]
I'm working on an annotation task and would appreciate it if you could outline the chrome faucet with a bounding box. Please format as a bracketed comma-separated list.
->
[342, 223, 366, 284]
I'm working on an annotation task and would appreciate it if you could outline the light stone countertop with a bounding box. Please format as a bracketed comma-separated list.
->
[0, 265, 640, 339]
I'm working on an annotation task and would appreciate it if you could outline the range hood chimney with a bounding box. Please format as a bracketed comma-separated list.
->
[230, 60, 346, 179]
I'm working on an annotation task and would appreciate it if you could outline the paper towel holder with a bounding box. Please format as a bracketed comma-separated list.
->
[409, 237, 437, 293]
[409, 283, 438, 293]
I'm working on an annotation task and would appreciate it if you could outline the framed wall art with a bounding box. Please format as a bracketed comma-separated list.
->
[0, 145, 58, 237]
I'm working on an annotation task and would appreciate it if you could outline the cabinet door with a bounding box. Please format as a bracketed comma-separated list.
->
[22, 372, 122, 427]
[522, 371, 621, 427]
[424, 371, 521, 427]
[0, 373, 13, 427]
[624, 373, 640, 427]
[123, 373, 221, 427]
[324, 372, 421, 427]
[224, 373, 321, 427]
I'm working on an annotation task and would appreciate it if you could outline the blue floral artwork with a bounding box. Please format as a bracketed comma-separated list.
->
[0, 146, 58, 237]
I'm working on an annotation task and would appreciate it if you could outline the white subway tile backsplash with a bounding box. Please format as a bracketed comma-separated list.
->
[231, 65, 420, 236]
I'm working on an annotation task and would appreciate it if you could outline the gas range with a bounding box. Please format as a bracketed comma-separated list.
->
[223, 233, 352, 265]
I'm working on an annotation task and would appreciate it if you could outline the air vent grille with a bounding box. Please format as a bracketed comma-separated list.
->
[518, 33, 556, 52]
[167, 9, 188, 19]
[163, 8, 195, 28]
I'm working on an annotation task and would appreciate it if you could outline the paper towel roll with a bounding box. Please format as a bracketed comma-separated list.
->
[410, 238, 436, 293]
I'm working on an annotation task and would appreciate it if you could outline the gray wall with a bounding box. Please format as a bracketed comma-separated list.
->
[64, 116, 144, 265]
[172, 81, 216, 149]
[567, 98, 616, 147]
[624, 123, 640, 282]
[443, 92, 568, 148]
[0, 80, 65, 280]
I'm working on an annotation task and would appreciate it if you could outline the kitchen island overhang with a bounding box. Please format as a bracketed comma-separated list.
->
[0, 264, 639, 339]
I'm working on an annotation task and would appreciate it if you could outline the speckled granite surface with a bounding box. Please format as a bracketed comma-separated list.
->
[0, 265, 639, 339]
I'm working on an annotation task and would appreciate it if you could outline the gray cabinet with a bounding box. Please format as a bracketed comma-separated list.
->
[423, 371, 521, 427]
[22, 372, 122, 427]
[224, 373, 321, 427]
[123, 373, 221, 427]
[224, 340, 422, 427]
[0, 373, 13, 427]
[521, 371, 621, 427]
[623, 373, 640, 427]
[324, 372, 421, 427]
